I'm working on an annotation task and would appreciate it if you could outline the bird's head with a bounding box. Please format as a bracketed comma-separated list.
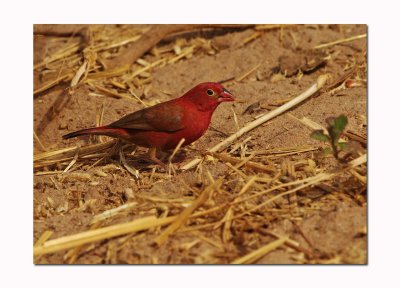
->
[182, 82, 234, 112]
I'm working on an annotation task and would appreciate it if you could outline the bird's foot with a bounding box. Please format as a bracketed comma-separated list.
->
[107, 139, 123, 159]
[148, 147, 166, 167]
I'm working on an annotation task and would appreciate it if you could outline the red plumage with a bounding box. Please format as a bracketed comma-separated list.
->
[63, 82, 234, 164]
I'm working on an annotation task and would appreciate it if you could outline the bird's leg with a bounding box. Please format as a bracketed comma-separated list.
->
[158, 150, 169, 162]
[148, 147, 166, 166]
[109, 139, 123, 157]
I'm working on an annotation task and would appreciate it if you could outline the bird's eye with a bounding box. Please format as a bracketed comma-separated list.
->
[206, 89, 214, 96]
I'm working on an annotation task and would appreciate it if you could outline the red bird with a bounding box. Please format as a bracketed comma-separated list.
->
[63, 82, 234, 165]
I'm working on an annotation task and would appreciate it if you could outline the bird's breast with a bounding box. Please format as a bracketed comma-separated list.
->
[164, 110, 212, 149]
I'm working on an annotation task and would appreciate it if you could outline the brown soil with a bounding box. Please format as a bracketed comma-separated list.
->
[34, 24, 367, 264]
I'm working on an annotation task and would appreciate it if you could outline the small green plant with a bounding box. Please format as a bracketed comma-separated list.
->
[311, 115, 348, 161]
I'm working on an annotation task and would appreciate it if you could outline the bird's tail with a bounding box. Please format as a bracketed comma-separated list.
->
[62, 126, 129, 139]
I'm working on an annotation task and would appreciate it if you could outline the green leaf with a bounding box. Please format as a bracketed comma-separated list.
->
[323, 147, 333, 155]
[338, 142, 348, 150]
[334, 115, 348, 132]
[311, 130, 330, 142]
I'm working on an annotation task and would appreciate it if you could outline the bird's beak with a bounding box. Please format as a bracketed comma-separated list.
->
[218, 88, 235, 102]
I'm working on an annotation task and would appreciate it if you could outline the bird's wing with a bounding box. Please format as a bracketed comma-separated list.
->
[108, 101, 185, 132]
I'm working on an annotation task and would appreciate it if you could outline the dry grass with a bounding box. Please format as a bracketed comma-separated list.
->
[34, 151, 366, 258]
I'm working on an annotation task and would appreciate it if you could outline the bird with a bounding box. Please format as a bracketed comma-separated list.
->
[63, 82, 234, 165]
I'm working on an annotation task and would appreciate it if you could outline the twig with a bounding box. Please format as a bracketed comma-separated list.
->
[255, 24, 295, 31]
[231, 237, 287, 264]
[70, 60, 88, 88]
[235, 175, 258, 198]
[33, 230, 54, 262]
[168, 138, 186, 175]
[168, 138, 185, 163]
[34, 140, 117, 162]
[124, 58, 166, 81]
[62, 147, 80, 173]
[91, 84, 135, 101]
[34, 216, 174, 256]
[34, 24, 87, 36]
[235, 63, 261, 82]
[314, 33, 366, 49]
[154, 179, 221, 246]
[90, 202, 138, 225]
[34, 73, 73, 96]
[206, 152, 276, 174]
[65, 221, 103, 264]
[242, 32, 261, 46]
[119, 148, 140, 179]
[344, 130, 367, 146]
[34, 43, 80, 70]
[168, 46, 195, 64]
[349, 153, 367, 167]
[222, 207, 234, 242]
[33, 130, 47, 151]
[34, 230, 54, 247]
[104, 24, 255, 71]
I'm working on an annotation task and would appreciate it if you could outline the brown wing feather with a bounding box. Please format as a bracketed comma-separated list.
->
[108, 101, 185, 132]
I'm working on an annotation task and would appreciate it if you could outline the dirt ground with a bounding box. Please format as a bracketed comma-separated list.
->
[33, 24, 367, 264]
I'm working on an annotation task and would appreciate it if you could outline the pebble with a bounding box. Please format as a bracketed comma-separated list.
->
[95, 170, 108, 177]
[124, 188, 135, 199]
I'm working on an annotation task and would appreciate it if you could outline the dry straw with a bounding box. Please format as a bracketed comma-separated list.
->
[154, 179, 222, 246]
[314, 33, 366, 49]
[231, 237, 288, 264]
[34, 216, 175, 256]
[33, 153, 365, 257]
